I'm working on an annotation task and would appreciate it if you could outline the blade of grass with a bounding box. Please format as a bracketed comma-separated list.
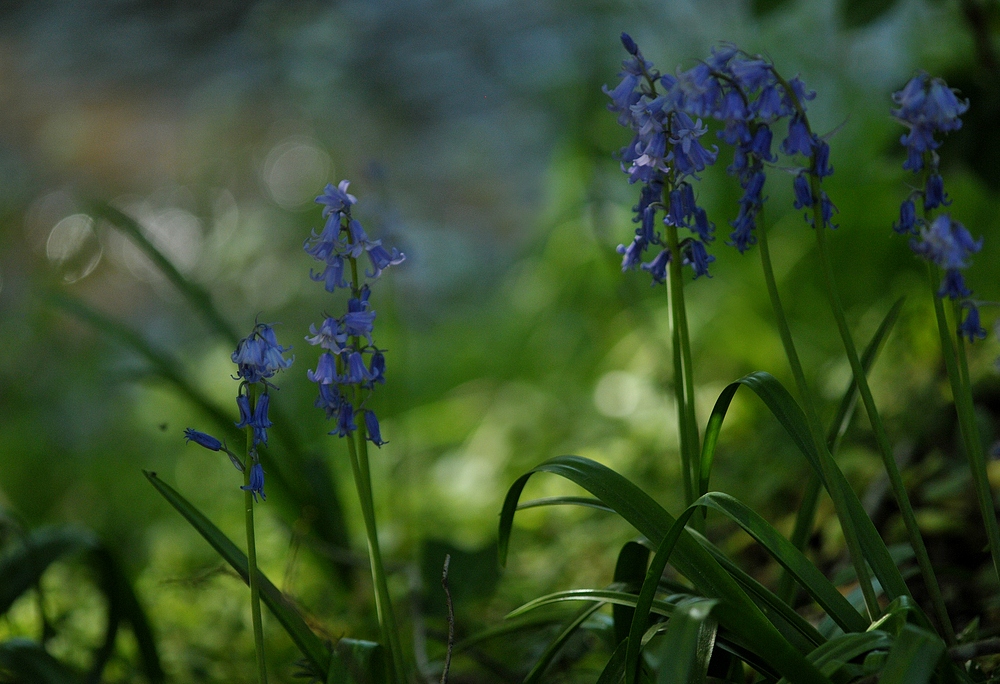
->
[523, 601, 606, 684]
[653, 598, 718, 684]
[499, 456, 834, 684]
[878, 624, 946, 684]
[144, 471, 333, 676]
[613, 541, 651, 646]
[50, 291, 354, 585]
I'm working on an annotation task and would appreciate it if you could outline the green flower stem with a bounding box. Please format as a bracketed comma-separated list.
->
[813, 221, 954, 642]
[665, 220, 700, 512]
[928, 266, 1000, 587]
[345, 426, 407, 684]
[756, 215, 880, 621]
[244, 384, 268, 684]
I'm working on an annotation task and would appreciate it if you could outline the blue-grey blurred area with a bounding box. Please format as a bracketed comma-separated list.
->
[0, 0, 998, 680]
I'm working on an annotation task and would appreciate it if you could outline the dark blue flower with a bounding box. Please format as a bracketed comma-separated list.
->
[364, 410, 387, 447]
[311, 255, 348, 292]
[315, 383, 342, 419]
[241, 462, 266, 502]
[306, 317, 346, 352]
[250, 393, 273, 447]
[332, 402, 357, 437]
[617, 236, 647, 271]
[366, 243, 406, 279]
[749, 125, 777, 162]
[343, 351, 373, 385]
[235, 394, 252, 430]
[793, 172, 813, 209]
[892, 73, 969, 172]
[184, 428, 223, 451]
[368, 351, 386, 386]
[893, 199, 918, 235]
[316, 180, 357, 217]
[938, 268, 972, 299]
[307, 352, 338, 385]
[812, 138, 833, 178]
[924, 173, 949, 210]
[911, 214, 982, 270]
[684, 240, 715, 279]
[781, 115, 812, 157]
[641, 248, 671, 284]
[232, 324, 293, 384]
[959, 304, 987, 342]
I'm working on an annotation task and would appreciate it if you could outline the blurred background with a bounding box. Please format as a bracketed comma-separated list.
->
[2, 0, 1000, 681]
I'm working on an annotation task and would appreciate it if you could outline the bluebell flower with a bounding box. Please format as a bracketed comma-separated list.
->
[893, 199, 918, 235]
[923, 174, 949, 210]
[938, 269, 972, 299]
[232, 323, 293, 384]
[959, 303, 987, 342]
[184, 428, 223, 451]
[812, 138, 833, 178]
[792, 172, 812, 210]
[670, 112, 719, 176]
[235, 394, 252, 430]
[332, 402, 357, 437]
[366, 243, 406, 279]
[749, 125, 777, 162]
[641, 248, 671, 283]
[364, 410, 387, 447]
[311, 254, 348, 292]
[728, 167, 766, 252]
[306, 317, 346, 352]
[250, 393, 273, 447]
[891, 73, 969, 172]
[343, 351, 373, 385]
[684, 240, 714, 279]
[781, 114, 812, 156]
[307, 352, 339, 385]
[241, 462, 266, 502]
[315, 383, 342, 419]
[316, 180, 357, 217]
[911, 214, 982, 271]
[617, 236, 647, 271]
[368, 351, 386, 386]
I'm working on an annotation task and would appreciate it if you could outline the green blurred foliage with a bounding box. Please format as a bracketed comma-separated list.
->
[0, 0, 998, 680]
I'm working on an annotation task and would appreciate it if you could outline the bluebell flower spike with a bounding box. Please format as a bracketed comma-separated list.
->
[241, 462, 266, 502]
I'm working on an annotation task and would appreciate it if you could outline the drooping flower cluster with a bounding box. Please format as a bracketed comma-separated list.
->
[890, 74, 984, 341]
[605, 34, 719, 281]
[184, 323, 294, 501]
[305, 180, 403, 445]
[604, 37, 837, 276]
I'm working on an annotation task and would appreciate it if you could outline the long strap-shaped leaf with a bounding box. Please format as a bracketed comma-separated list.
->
[498, 456, 833, 684]
[697, 493, 867, 633]
[622, 491, 863, 684]
[698, 372, 911, 602]
[624, 506, 699, 684]
[653, 597, 718, 684]
[145, 471, 333, 677]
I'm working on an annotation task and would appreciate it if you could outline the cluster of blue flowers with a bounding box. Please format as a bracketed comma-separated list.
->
[305, 180, 404, 445]
[604, 35, 835, 281]
[185, 323, 294, 501]
[890, 74, 985, 341]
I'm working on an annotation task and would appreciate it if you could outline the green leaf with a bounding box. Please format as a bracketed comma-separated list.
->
[699, 372, 911, 604]
[49, 290, 355, 587]
[696, 493, 867, 634]
[653, 598, 718, 684]
[0, 638, 79, 684]
[776, 631, 892, 684]
[597, 639, 628, 684]
[625, 507, 698, 684]
[523, 601, 606, 683]
[144, 471, 332, 676]
[613, 541, 651, 645]
[498, 456, 833, 684]
[878, 624, 945, 684]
